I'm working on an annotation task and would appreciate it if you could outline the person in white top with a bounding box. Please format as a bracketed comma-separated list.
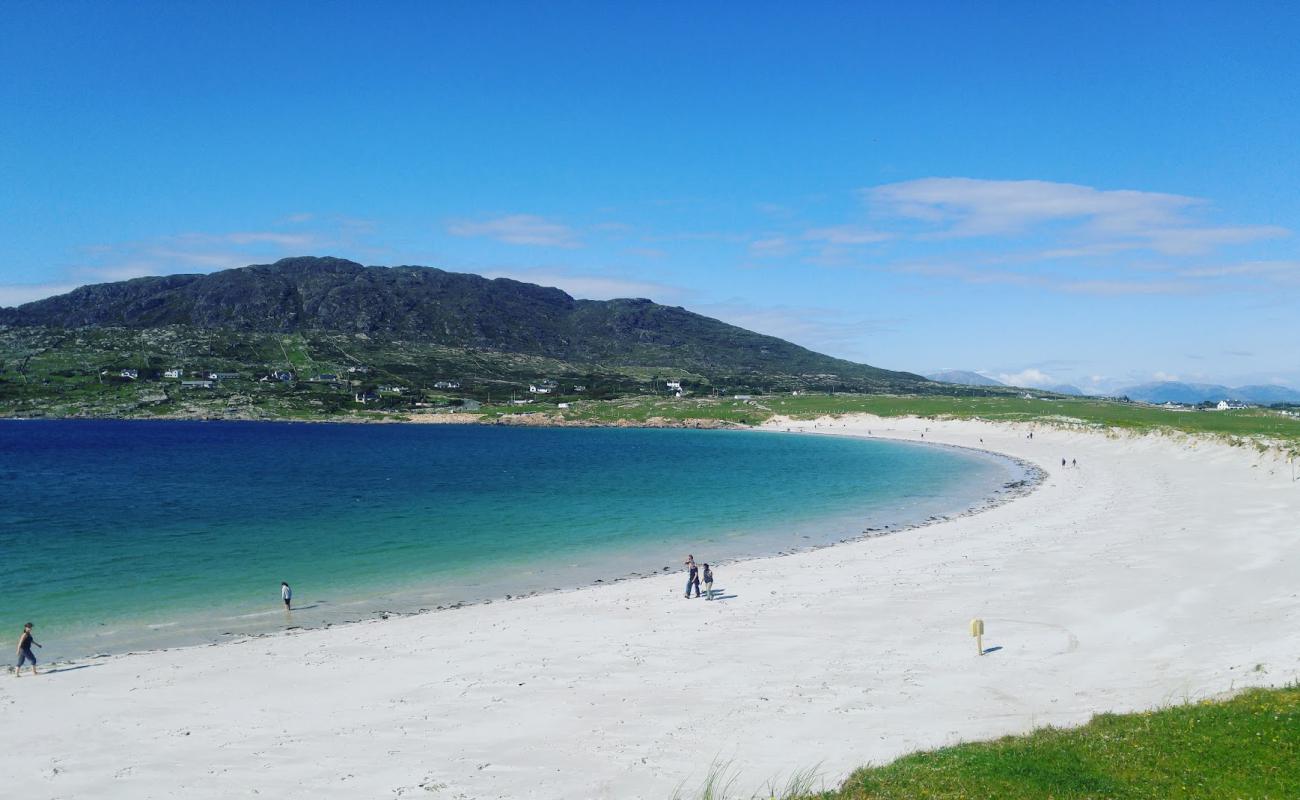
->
[281, 581, 292, 611]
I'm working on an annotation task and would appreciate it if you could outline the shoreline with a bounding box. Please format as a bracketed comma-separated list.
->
[5, 414, 1298, 799]
[13, 421, 1039, 665]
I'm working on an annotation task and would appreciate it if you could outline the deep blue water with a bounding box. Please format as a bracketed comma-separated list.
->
[0, 420, 1023, 659]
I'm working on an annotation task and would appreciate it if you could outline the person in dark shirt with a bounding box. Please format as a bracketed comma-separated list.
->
[15, 622, 40, 677]
[684, 555, 701, 599]
[702, 564, 714, 600]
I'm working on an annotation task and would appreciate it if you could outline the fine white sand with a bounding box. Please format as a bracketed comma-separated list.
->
[3, 415, 1299, 799]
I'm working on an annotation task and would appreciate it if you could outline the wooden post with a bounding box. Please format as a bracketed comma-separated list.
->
[970, 618, 985, 656]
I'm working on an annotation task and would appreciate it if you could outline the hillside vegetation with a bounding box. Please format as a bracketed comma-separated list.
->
[0, 257, 1013, 418]
[789, 685, 1300, 800]
[0, 256, 928, 392]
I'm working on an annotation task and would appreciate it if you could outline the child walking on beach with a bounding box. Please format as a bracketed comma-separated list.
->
[15, 622, 40, 677]
[702, 563, 714, 600]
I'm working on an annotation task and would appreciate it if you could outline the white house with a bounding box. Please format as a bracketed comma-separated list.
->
[163, 368, 182, 379]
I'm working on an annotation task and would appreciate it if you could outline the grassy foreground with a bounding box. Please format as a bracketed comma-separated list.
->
[684, 685, 1300, 800]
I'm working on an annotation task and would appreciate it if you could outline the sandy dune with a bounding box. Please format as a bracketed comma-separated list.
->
[3, 415, 1298, 799]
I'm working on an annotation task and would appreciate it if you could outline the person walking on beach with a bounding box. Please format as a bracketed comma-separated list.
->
[281, 581, 292, 611]
[684, 555, 701, 599]
[15, 623, 40, 677]
[702, 563, 714, 600]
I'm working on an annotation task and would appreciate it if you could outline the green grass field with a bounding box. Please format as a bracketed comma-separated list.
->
[679, 685, 1300, 800]
[813, 685, 1300, 800]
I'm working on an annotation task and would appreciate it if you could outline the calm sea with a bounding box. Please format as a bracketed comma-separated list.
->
[0, 420, 1024, 659]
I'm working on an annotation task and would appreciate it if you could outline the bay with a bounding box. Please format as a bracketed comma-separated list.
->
[0, 419, 1025, 659]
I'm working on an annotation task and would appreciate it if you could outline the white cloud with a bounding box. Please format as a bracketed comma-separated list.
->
[145, 249, 257, 270]
[222, 232, 321, 248]
[747, 237, 794, 258]
[480, 269, 682, 301]
[1140, 226, 1288, 255]
[1152, 371, 1180, 382]
[1180, 260, 1300, 279]
[864, 177, 1288, 255]
[11, 217, 367, 303]
[696, 302, 900, 362]
[447, 215, 581, 248]
[802, 225, 893, 245]
[171, 230, 329, 251]
[995, 368, 1056, 388]
[1060, 279, 1201, 295]
[0, 283, 82, 306]
[868, 177, 1200, 237]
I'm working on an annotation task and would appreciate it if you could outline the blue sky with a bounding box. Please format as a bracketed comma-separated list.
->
[3, 2, 1299, 391]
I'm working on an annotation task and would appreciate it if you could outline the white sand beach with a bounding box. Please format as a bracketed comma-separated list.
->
[3, 415, 1298, 799]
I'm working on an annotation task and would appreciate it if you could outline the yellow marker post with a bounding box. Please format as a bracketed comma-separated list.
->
[970, 618, 985, 656]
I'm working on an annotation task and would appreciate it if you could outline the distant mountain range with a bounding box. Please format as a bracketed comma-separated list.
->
[1039, 383, 1084, 396]
[926, 370, 1004, 387]
[0, 256, 939, 393]
[927, 370, 1084, 396]
[1118, 381, 1300, 405]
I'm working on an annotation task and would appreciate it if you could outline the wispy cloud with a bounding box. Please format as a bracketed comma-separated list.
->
[802, 225, 893, 245]
[221, 231, 321, 248]
[480, 269, 683, 301]
[995, 368, 1056, 388]
[747, 237, 795, 258]
[1180, 260, 1300, 279]
[447, 215, 581, 248]
[868, 178, 1198, 237]
[864, 177, 1288, 255]
[696, 301, 901, 362]
[892, 261, 1048, 288]
[0, 283, 83, 307]
[1060, 279, 1202, 295]
[4, 215, 372, 305]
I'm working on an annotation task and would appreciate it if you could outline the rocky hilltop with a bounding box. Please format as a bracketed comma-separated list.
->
[0, 256, 926, 389]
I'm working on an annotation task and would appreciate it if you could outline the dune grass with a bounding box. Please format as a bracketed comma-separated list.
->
[532, 393, 1300, 453]
[823, 685, 1300, 800]
[681, 685, 1300, 800]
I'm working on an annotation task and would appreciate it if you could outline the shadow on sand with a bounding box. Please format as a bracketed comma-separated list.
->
[38, 664, 104, 675]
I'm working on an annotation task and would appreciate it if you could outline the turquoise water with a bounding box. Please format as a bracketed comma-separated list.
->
[0, 420, 1024, 659]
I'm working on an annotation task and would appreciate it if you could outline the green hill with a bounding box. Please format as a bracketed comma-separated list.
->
[0, 257, 993, 419]
[0, 256, 922, 388]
